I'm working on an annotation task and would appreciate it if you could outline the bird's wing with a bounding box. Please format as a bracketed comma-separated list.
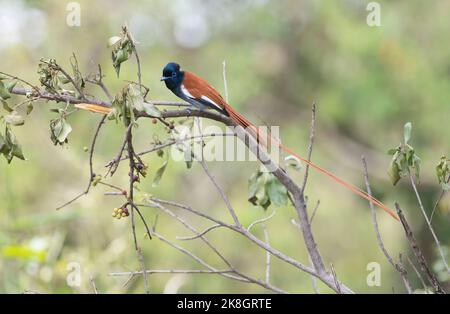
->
[182, 71, 228, 113]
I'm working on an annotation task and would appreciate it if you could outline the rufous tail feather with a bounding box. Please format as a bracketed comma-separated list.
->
[224, 104, 399, 221]
[75, 103, 112, 114]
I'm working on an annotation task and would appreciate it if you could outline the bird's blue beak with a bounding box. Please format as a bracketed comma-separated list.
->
[160, 76, 169, 81]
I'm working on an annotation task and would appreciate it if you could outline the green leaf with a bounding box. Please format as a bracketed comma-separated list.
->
[248, 170, 287, 210]
[0, 81, 11, 100]
[184, 149, 193, 169]
[4, 112, 25, 126]
[412, 155, 421, 182]
[127, 85, 144, 110]
[388, 159, 401, 185]
[248, 172, 260, 202]
[0, 132, 6, 154]
[70, 54, 85, 93]
[436, 156, 449, 188]
[266, 177, 288, 206]
[107, 36, 122, 47]
[442, 183, 450, 191]
[284, 155, 302, 171]
[403, 122, 412, 144]
[5, 80, 17, 92]
[50, 117, 72, 145]
[2, 99, 13, 112]
[11, 141, 25, 160]
[387, 148, 398, 155]
[92, 175, 102, 187]
[1, 125, 25, 163]
[57, 73, 71, 84]
[26, 103, 34, 115]
[38, 59, 62, 93]
[152, 160, 168, 187]
[58, 120, 72, 143]
[112, 47, 131, 77]
[142, 102, 162, 118]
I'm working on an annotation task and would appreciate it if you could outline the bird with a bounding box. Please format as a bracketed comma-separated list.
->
[76, 62, 399, 221]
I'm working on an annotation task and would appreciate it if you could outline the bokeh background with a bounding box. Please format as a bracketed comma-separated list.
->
[0, 0, 449, 293]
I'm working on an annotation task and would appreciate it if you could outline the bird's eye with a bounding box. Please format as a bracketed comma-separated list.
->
[171, 72, 177, 78]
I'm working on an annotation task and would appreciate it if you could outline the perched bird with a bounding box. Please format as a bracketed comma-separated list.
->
[76, 62, 399, 221]
[160, 62, 398, 220]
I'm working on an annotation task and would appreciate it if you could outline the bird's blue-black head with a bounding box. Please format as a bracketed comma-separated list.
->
[161, 62, 184, 92]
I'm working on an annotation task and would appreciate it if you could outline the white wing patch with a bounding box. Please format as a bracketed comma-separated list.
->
[181, 84, 223, 112]
[200, 95, 223, 111]
[181, 84, 195, 99]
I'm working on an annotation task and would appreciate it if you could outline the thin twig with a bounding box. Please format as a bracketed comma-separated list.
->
[309, 256, 320, 294]
[395, 203, 445, 294]
[135, 133, 235, 159]
[126, 124, 149, 294]
[198, 153, 241, 227]
[330, 263, 341, 294]
[301, 102, 316, 192]
[247, 208, 277, 232]
[56, 115, 106, 210]
[151, 202, 287, 293]
[222, 61, 229, 103]
[263, 226, 271, 284]
[145, 198, 353, 294]
[409, 174, 450, 273]
[106, 124, 132, 176]
[176, 224, 222, 241]
[109, 269, 234, 276]
[309, 200, 320, 224]
[124, 26, 143, 93]
[89, 275, 99, 294]
[405, 255, 428, 292]
[430, 174, 449, 222]
[41, 58, 86, 100]
[0, 71, 41, 95]
[362, 156, 413, 293]
[85, 64, 113, 101]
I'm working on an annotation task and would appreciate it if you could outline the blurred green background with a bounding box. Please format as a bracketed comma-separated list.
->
[0, 0, 449, 293]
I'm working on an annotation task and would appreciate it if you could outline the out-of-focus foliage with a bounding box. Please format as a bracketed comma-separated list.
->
[0, 0, 449, 293]
[387, 122, 421, 185]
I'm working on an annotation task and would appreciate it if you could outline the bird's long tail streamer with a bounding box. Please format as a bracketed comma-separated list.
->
[224, 104, 399, 221]
[75, 102, 399, 221]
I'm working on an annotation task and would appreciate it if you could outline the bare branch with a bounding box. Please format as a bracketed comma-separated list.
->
[409, 174, 450, 273]
[329, 263, 341, 294]
[9, 80, 354, 294]
[176, 224, 223, 241]
[395, 203, 445, 294]
[301, 102, 316, 192]
[405, 255, 429, 292]
[89, 275, 99, 294]
[222, 60, 229, 103]
[109, 269, 234, 276]
[362, 156, 413, 293]
[85, 64, 113, 101]
[56, 115, 106, 210]
[144, 198, 353, 294]
[263, 226, 271, 284]
[247, 208, 277, 233]
[309, 200, 320, 224]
